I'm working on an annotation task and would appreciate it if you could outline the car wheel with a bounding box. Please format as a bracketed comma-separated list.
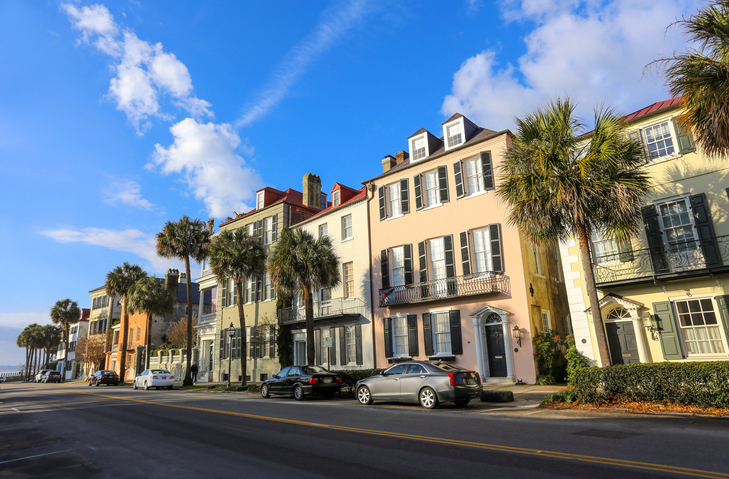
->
[144, 381, 150, 391]
[261, 384, 270, 398]
[454, 399, 470, 407]
[294, 385, 304, 401]
[88, 380, 93, 387]
[419, 387, 438, 409]
[133, 381, 138, 390]
[357, 386, 373, 405]
[95, 380, 100, 387]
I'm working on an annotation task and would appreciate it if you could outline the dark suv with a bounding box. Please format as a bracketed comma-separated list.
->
[42, 371, 62, 383]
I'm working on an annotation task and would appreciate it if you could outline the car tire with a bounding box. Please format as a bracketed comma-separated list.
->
[88, 380, 93, 387]
[454, 399, 470, 407]
[357, 386, 373, 405]
[133, 382, 138, 390]
[419, 387, 439, 409]
[261, 384, 270, 398]
[294, 385, 304, 401]
[95, 380, 100, 387]
[144, 381, 150, 391]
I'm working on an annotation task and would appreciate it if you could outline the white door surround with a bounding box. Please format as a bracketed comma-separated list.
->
[470, 305, 515, 383]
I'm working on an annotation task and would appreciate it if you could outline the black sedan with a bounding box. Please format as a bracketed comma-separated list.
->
[88, 370, 120, 386]
[261, 366, 342, 400]
[41, 371, 62, 383]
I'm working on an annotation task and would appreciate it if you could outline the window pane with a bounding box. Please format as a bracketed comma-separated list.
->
[388, 183, 401, 216]
[464, 157, 483, 195]
[394, 317, 408, 355]
[471, 227, 492, 273]
[391, 246, 405, 287]
[433, 312, 451, 354]
[424, 170, 439, 207]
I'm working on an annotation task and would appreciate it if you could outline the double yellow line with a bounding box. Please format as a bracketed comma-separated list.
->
[24, 387, 729, 479]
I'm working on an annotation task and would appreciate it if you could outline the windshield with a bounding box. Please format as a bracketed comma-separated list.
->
[302, 366, 329, 374]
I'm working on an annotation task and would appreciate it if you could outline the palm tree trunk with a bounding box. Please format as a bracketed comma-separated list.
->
[183, 256, 194, 386]
[60, 324, 70, 381]
[146, 314, 152, 370]
[237, 278, 247, 386]
[305, 287, 315, 366]
[576, 223, 612, 367]
[24, 347, 30, 381]
[119, 301, 129, 382]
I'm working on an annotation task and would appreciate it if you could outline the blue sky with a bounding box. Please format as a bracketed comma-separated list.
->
[0, 0, 699, 365]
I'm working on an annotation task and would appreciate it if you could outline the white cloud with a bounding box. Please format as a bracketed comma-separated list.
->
[0, 312, 53, 330]
[62, 4, 212, 134]
[442, 0, 701, 130]
[149, 118, 262, 218]
[236, 0, 373, 127]
[102, 177, 155, 211]
[40, 227, 180, 274]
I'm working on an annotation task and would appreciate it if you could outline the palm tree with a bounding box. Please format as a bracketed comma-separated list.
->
[41, 325, 61, 371]
[209, 227, 266, 386]
[17, 326, 34, 380]
[269, 227, 340, 366]
[127, 277, 175, 369]
[662, 1, 729, 157]
[106, 262, 147, 382]
[497, 98, 652, 367]
[156, 216, 211, 386]
[50, 299, 81, 381]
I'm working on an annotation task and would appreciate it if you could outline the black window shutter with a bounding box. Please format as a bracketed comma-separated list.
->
[453, 160, 465, 198]
[414, 174, 423, 210]
[219, 330, 225, 360]
[489, 224, 504, 273]
[459, 231, 471, 276]
[383, 318, 393, 358]
[673, 118, 696, 154]
[418, 241, 429, 299]
[422, 313, 434, 356]
[329, 327, 336, 366]
[248, 328, 254, 359]
[444, 234, 456, 295]
[271, 214, 278, 242]
[314, 329, 322, 365]
[714, 296, 729, 350]
[449, 310, 463, 355]
[437, 165, 449, 203]
[642, 205, 669, 273]
[378, 186, 387, 221]
[339, 326, 347, 364]
[400, 178, 410, 214]
[355, 324, 363, 365]
[653, 301, 684, 360]
[256, 220, 263, 241]
[690, 193, 722, 267]
[481, 151, 494, 190]
[404, 244, 413, 285]
[380, 249, 390, 289]
[407, 314, 419, 357]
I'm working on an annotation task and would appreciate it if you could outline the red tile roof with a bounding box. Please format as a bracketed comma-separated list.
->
[299, 186, 367, 223]
[219, 187, 323, 227]
[623, 97, 683, 123]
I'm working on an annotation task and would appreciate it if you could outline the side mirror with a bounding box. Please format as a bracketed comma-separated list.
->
[273, 374, 279, 379]
[381, 371, 388, 377]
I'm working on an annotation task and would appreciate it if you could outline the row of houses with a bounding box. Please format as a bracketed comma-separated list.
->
[82, 97, 729, 384]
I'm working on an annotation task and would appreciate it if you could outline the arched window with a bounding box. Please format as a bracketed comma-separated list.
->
[606, 307, 631, 321]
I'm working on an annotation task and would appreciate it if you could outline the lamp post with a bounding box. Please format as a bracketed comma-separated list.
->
[226, 322, 236, 387]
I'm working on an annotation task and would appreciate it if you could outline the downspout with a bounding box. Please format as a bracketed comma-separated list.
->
[365, 181, 377, 368]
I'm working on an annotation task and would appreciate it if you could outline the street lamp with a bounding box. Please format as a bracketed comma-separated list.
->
[226, 323, 236, 387]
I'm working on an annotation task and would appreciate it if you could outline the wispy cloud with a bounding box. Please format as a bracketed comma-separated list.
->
[442, 0, 700, 130]
[0, 311, 53, 330]
[40, 227, 181, 274]
[235, 0, 374, 127]
[102, 177, 156, 211]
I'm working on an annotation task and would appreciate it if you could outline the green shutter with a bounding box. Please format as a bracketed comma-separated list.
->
[380, 249, 390, 290]
[383, 319, 393, 358]
[378, 186, 387, 220]
[653, 301, 684, 360]
[404, 244, 413, 285]
[642, 205, 669, 274]
[453, 160, 465, 198]
[339, 326, 347, 364]
[355, 324, 363, 365]
[219, 330, 225, 360]
[437, 165, 449, 203]
[271, 214, 278, 242]
[422, 313, 433, 356]
[673, 117, 696, 155]
[459, 231, 471, 276]
[481, 151, 494, 191]
[690, 193, 722, 267]
[400, 179, 410, 214]
[413, 174, 423, 210]
[489, 224, 503, 273]
[714, 296, 729, 350]
[329, 327, 336, 366]
[449, 310, 463, 355]
[407, 314, 419, 357]
[314, 329, 321, 365]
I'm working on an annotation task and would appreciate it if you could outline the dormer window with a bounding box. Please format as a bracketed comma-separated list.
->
[333, 190, 341, 207]
[256, 191, 264, 210]
[412, 136, 427, 161]
[446, 122, 463, 148]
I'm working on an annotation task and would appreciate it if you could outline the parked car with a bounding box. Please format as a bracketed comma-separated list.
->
[88, 370, 120, 387]
[134, 369, 174, 390]
[35, 369, 53, 383]
[260, 366, 342, 400]
[41, 371, 62, 383]
[355, 361, 482, 409]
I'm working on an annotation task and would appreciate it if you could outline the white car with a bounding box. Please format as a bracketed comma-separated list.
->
[35, 369, 53, 383]
[134, 369, 175, 390]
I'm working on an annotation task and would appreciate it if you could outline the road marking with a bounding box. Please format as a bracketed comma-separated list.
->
[12, 408, 19, 412]
[20, 388, 729, 479]
[0, 449, 74, 465]
[86, 445, 97, 451]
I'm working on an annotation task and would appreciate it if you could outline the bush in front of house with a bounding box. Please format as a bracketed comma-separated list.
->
[564, 335, 590, 386]
[329, 369, 384, 392]
[572, 361, 729, 408]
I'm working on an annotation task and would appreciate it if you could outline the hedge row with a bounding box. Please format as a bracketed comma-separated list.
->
[572, 361, 729, 408]
[330, 369, 383, 389]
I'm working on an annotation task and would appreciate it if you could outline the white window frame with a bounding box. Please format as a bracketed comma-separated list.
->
[318, 223, 328, 238]
[321, 193, 327, 210]
[430, 308, 452, 356]
[671, 296, 727, 356]
[542, 309, 552, 332]
[444, 119, 464, 150]
[591, 230, 621, 266]
[423, 169, 440, 209]
[410, 134, 427, 162]
[256, 191, 264, 210]
[341, 214, 353, 241]
[641, 119, 678, 162]
[247, 223, 254, 237]
[390, 246, 405, 287]
[333, 191, 340, 207]
[463, 155, 485, 197]
[264, 271, 274, 301]
[387, 182, 402, 218]
[533, 246, 544, 277]
[428, 238, 447, 281]
[470, 227, 493, 276]
[393, 314, 409, 357]
[246, 277, 255, 303]
[655, 195, 699, 252]
[346, 325, 357, 365]
[264, 217, 273, 245]
[343, 262, 354, 299]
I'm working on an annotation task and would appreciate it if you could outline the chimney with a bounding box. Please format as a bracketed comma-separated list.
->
[302, 173, 322, 209]
[395, 150, 409, 165]
[382, 155, 396, 173]
[165, 269, 179, 294]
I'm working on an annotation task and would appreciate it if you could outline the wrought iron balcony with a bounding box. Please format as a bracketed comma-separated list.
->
[378, 273, 509, 308]
[278, 297, 366, 325]
[592, 235, 729, 286]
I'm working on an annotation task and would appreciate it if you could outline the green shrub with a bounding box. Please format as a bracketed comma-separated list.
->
[330, 369, 383, 389]
[572, 361, 729, 408]
[541, 389, 579, 405]
[564, 335, 590, 386]
[246, 384, 260, 392]
[533, 331, 563, 385]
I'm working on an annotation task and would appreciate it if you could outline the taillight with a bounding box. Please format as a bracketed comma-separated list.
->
[152, 376, 158, 379]
[309, 377, 319, 384]
[335, 377, 341, 383]
[448, 372, 455, 386]
[170, 376, 174, 379]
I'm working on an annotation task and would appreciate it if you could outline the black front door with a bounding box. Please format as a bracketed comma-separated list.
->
[486, 325, 507, 377]
[606, 322, 640, 365]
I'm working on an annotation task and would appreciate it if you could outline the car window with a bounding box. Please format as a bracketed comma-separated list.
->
[287, 367, 302, 377]
[151, 370, 170, 374]
[406, 365, 426, 374]
[276, 367, 290, 378]
[303, 366, 329, 374]
[385, 364, 406, 375]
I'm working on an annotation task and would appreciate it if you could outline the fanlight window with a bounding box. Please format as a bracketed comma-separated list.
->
[606, 307, 631, 321]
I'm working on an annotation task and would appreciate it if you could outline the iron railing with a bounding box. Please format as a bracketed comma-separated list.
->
[592, 235, 729, 286]
[278, 297, 366, 325]
[378, 273, 509, 307]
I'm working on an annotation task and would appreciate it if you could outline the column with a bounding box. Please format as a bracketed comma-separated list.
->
[630, 311, 648, 363]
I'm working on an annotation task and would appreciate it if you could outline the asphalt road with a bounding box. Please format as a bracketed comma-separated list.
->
[2, 382, 729, 478]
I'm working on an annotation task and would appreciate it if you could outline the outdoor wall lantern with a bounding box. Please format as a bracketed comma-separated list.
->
[226, 322, 236, 387]
[642, 311, 658, 341]
[512, 326, 523, 348]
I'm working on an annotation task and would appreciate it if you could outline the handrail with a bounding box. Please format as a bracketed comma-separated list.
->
[377, 273, 508, 307]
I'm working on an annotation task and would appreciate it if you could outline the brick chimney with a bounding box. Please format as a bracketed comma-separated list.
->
[382, 155, 396, 173]
[165, 269, 179, 294]
[395, 150, 409, 165]
[303, 173, 322, 209]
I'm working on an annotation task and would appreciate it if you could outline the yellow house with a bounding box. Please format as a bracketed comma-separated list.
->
[560, 98, 729, 366]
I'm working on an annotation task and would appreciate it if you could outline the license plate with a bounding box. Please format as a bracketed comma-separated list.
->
[323, 378, 332, 383]
[161, 376, 167, 379]
[464, 379, 475, 386]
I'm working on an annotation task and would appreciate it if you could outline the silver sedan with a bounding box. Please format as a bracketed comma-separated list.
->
[355, 361, 482, 409]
